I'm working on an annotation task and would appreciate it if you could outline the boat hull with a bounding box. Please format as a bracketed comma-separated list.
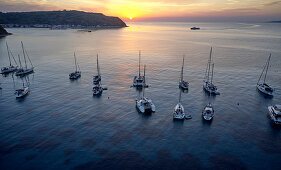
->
[203, 82, 220, 95]
[202, 104, 214, 121]
[268, 106, 281, 124]
[69, 71, 81, 79]
[1, 66, 18, 74]
[16, 68, 34, 76]
[257, 84, 274, 96]
[15, 87, 29, 98]
[179, 81, 189, 90]
[133, 76, 146, 87]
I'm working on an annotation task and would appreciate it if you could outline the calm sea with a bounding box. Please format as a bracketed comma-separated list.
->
[0, 22, 281, 169]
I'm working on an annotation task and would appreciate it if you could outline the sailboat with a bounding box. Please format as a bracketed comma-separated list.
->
[203, 47, 220, 95]
[173, 90, 192, 120]
[15, 76, 30, 98]
[133, 51, 147, 88]
[93, 54, 101, 85]
[16, 41, 34, 76]
[179, 55, 189, 90]
[136, 65, 155, 113]
[1, 42, 18, 74]
[69, 52, 81, 79]
[202, 103, 214, 121]
[257, 54, 274, 96]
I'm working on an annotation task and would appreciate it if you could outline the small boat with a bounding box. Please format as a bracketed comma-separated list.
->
[133, 51, 147, 88]
[203, 47, 220, 95]
[202, 103, 214, 121]
[173, 90, 185, 119]
[257, 54, 274, 96]
[1, 42, 18, 74]
[268, 105, 281, 124]
[69, 52, 81, 79]
[191, 27, 200, 30]
[136, 88, 155, 113]
[93, 84, 103, 96]
[15, 42, 34, 76]
[179, 55, 189, 90]
[15, 86, 29, 98]
[93, 54, 101, 85]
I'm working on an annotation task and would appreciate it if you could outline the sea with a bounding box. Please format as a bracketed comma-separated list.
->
[0, 22, 281, 169]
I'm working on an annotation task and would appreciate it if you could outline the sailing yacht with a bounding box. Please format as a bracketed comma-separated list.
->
[16, 42, 34, 76]
[133, 51, 147, 88]
[15, 77, 30, 98]
[257, 54, 274, 96]
[179, 56, 189, 90]
[173, 90, 192, 120]
[203, 47, 220, 95]
[202, 103, 214, 121]
[1, 42, 18, 74]
[69, 52, 81, 79]
[93, 54, 101, 85]
[268, 105, 281, 124]
[136, 80, 155, 113]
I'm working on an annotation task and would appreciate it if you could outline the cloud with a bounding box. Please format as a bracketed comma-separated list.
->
[262, 1, 281, 6]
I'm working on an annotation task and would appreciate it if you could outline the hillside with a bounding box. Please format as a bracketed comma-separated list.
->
[0, 10, 127, 28]
[0, 25, 10, 36]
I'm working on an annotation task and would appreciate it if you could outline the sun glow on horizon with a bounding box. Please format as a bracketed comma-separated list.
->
[1, 0, 281, 21]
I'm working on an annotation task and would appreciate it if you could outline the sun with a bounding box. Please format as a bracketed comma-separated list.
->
[129, 16, 133, 20]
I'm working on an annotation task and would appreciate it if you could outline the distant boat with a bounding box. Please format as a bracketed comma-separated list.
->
[93, 54, 101, 85]
[179, 55, 189, 90]
[133, 51, 147, 88]
[1, 42, 18, 74]
[15, 42, 34, 76]
[190, 27, 200, 30]
[268, 105, 281, 124]
[203, 47, 220, 95]
[256, 54, 274, 96]
[69, 52, 81, 79]
[202, 103, 214, 121]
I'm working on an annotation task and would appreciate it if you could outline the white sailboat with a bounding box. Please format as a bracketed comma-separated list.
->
[268, 105, 281, 124]
[202, 103, 214, 121]
[173, 90, 192, 120]
[93, 54, 101, 85]
[1, 42, 18, 74]
[257, 54, 274, 96]
[93, 83, 103, 96]
[179, 55, 189, 90]
[15, 76, 30, 98]
[203, 47, 220, 95]
[69, 52, 81, 79]
[133, 51, 147, 88]
[16, 42, 34, 76]
[136, 66, 155, 113]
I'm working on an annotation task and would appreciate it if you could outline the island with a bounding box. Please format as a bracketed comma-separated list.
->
[269, 20, 281, 23]
[0, 10, 127, 29]
[0, 25, 11, 36]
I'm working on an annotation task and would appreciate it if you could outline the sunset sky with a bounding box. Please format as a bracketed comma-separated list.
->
[1, 0, 281, 21]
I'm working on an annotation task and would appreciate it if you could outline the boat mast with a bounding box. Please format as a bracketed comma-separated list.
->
[139, 50, 141, 77]
[18, 54, 22, 69]
[207, 47, 212, 82]
[21, 41, 27, 69]
[181, 55, 184, 82]
[179, 89, 182, 103]
[6, 42, 12, 66]
[97, 54, 100, 76]
[211, 63, 214, 84]
[263, 53, 271, 84]
[144, 65, 146, 84]
[74, 52, 77, 72]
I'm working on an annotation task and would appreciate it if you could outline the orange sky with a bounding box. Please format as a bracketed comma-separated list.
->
[1, 0, 281, 21]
